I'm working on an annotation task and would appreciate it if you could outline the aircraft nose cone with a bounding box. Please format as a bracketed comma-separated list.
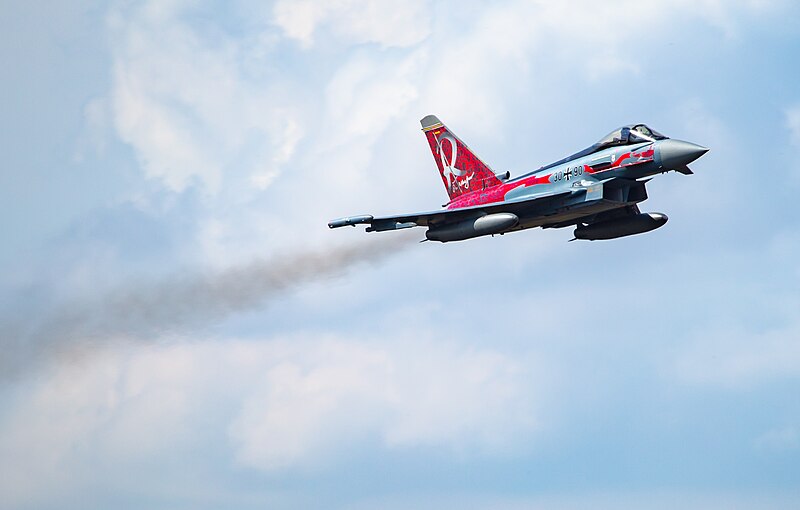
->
[659, 139, 709, 170]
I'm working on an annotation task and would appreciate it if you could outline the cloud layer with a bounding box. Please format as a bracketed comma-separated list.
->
[0, 335, 541, 507]
[2, 0, 800, 508]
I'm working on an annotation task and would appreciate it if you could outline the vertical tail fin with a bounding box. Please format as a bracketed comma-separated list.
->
[420, 115, 502, 200]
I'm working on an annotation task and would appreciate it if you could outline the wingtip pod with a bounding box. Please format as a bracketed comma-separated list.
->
[328, 215, 373, 229]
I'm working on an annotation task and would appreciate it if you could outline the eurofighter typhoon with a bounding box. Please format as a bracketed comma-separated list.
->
[328, 115, 708, 242]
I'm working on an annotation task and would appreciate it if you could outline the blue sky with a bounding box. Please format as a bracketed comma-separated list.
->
[2, 1, 800, 509]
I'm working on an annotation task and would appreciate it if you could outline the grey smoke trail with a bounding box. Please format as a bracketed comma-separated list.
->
[0, 234, 416, 381]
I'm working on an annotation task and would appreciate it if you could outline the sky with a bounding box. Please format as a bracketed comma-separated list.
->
[1, 1, 800, 508]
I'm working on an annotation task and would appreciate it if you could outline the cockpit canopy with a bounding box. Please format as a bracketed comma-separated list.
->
[539, 124, 668, 171]
[595, 124, 668, 148]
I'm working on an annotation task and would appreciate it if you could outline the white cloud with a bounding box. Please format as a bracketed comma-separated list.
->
[0, 351, 123, 507]
[107, 2, 303, 194]
[105, 0, 769, 198]
[230, 336, 539, 470]
[273, 0, 431, 48]
[6, 1, 800, 508]
[100, 0, 779, 266]
[0, 334, 542, 505]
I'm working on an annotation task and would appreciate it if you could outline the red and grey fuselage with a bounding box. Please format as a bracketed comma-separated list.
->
[329, 115, 708, 242]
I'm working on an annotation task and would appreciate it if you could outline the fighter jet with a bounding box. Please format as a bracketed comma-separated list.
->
[328, 115, 708, 242]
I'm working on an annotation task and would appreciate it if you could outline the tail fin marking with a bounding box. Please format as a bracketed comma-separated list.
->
[420, 115, 502, 200]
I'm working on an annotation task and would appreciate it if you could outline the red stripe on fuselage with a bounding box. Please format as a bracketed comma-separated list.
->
[584, 145, 655, 174]
[446, 172, 552, 209]
[445, 144, 655, 210]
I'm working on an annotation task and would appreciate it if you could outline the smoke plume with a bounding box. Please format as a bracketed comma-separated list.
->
[0, 234, 416, 381]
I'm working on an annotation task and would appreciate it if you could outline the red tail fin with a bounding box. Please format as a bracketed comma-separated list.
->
[421, 115, 502, 200]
